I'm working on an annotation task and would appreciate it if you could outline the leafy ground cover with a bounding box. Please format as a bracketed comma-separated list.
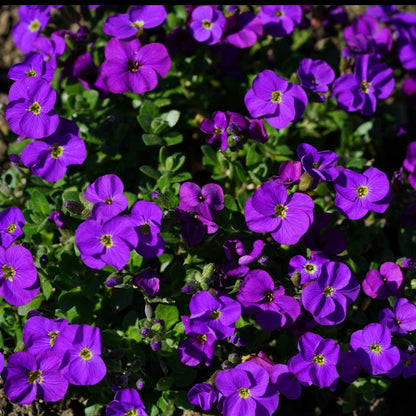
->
[1, 5, 416, 416]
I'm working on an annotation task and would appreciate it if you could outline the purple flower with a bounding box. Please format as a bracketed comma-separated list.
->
[365, 6, 397, 23]
[5, 77, 59, 139]
[272, 160, 302, 187]
[297, 58, 335, 101]
[223, 11, 263, 49]
[0, 245, 39, 306]
[334, 167, 392, 220]
[103, 5, 167, 39]
[403, 141, 416, 189]
[301, 261, 360, 325]
[189, 6, 225, 45]
[176, 209, 207, 247]
[245, 69, 308, 129]
[396, 24, 416, 71]
[84, 174, 128, 222]
[290, 332, 340, 388]
[200, 111, 229, 151]
[350, 323, 400, 375]
[270, 363, 302, 400]
[215, 361, 279, 416]
[342, 15, 393, 58]
[23, 315, 69, 355]
[387, 349, 416, 379]
[332, 54, 394, 116]
[258, 6, 303, 37]
[132, 269, 160, 297]
[288, 252, 329, 285]
[32, 32, 66, 69]
[245, 181, 314, 245]
[75, 216, 138, 270]
[48, 210, 65, 229]
[379, 298, 416, 336]
[178, 182, 224, 221]
[0, 207, 25, 248]
[188, 290, 241, 340]
[237, 269, 301, 331]
[106, 388, 148, 416]
[297, 143, 340, 187]
[177, 315, 217, 367]
[20, 117, 86, 182]
[2, 351, 68, 405]
[99, 37, 171, 95]
[53, 323, 106, 385]
[8, 52, 54, 82]
[337, 351, 361, 384]
[362, 261, 404, 299]
[11, 6, 50, 54]
[188, 383, 217, 411]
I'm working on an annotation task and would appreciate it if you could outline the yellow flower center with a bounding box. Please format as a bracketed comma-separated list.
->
[26, 69, 37, 77]
[50, 142, 64, 159]
[100, 234, 113, 248]
[6, 223, 16, 233]
[132, 20, 144, 28]
[369, 343, 382, 353]
[104, 197, 113, 205]
[29, 19, 41, 32]
[274, 204, 288, 218]
[29, 101, 41, 115]
[312, 162, 321, 169]
[79, 347, 92, 360]
[27, 369, 43, 384]
[48, 331, 60, 347]
[404, 359, 411, 367]
[271, 90, 282, 103]
[2, 264, 16, 281]
[197, 334, 207, 344]
[238, 387, 251, 399]
[275, 10, 284, 17]
[213, 127, 223, 134]
[313, 353, 325, 366]
[324, 286, 335, 297]
[210, 309, 221, 320]
[125, 410, 138, 416]
[202, 19, 213, 29]
[304, 263, 317, 274]
[139, 223, 151, 235]
[263, 290, 274, 303]
[360, 80, 372, 94]
[356, 185, 369, 198]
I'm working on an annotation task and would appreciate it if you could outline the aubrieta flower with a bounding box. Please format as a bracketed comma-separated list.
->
[245, 181, 314, 245]
[8, 52, 54, 82]
[350, 323, 400, 375]
[103, 5, 167, 39]
[297, 58, 335, 101]
[5, 77, 59, 139]
[402, 141, 416, 189]
[334, 167, 392, 220]
[289, 331, 340, 388]
[11, 5, 50, 54]
[0, 245, 39, 306]
[288, 252, 329, 285]
[270, 362, 302, 400]
[215, 361, 279, 416]
[106, 388, 149, 416]
[297, 143, 340, 187]
[332, 54, 394, 116]
[337, 351, 361, 384]
[387, 349, 416, 379]
[132, 268, 160, 297]
[23, 315, 69, 355]
[75, 216, 138, 270]
[189, 6, 226, 45]
[32, 32, 66, 69]
[53, 323, 107, 385]
[379, 298, 416, 336]
[188, 383, 217, 411]
[237, 269, 301, 331]
[84, 174, 128, 221]
[272, 160, 302, 187]
[20, 117, 87, 182]
[258, 5, 303, 37]
[301, 261, 360, 325]
[99, 37, 171, 95]
[362, 261, 404, 299]
[223, 10, 263, 49]
[178, 181, 224, 221]
[245, 69, 308, 129]
[2, 351, 68, 405]
[0, 206, 25, 248]
[342, 15, 393, 58]
[48, 210, 66, 229]
[200, 111, 229, 151]
[188, 290, 241, 340]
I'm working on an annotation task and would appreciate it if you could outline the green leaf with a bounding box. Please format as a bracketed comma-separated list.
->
[137, 114, 153, 133]
[151, 118, 169, 134]
[140, 100, 159, 118]
[17, 293, 45, 316]
[142, 133, 163, 146]
[155, 304, 179, 330]
[165, 110, 180, 127]
[164, 131, 183, 146]
[140, 165, 161, 179]
[83, 89, 99, 109]
[27, 189, 50, 216]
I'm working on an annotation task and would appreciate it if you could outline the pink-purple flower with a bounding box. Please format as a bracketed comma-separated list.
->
[189, 6, 226, 45]
[379, 297, 416, 336]
[258, 6, 303, 37]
